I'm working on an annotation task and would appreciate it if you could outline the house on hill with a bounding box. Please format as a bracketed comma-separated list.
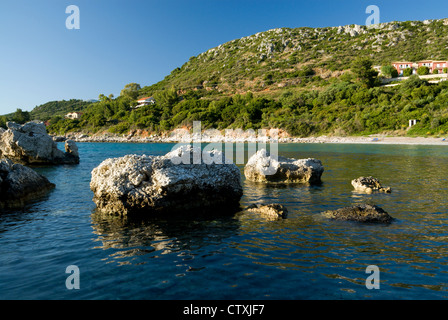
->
[134, 97, 156, 109]
[429, 61, 448, 74]
[416, 60, 448, 74]
[392, 60, 448, 76]
[392, 61, 416, 76]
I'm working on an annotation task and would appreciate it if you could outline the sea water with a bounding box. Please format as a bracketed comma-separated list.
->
[0, 142, 447, 300]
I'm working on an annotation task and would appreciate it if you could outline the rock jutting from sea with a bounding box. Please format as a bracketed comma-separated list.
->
[322, 204, 393, 223]
[0, 121, 79, 165]
[244, 149, 324, 184]
[0, 159, 55, 210]
[90, 145, 243, 215]
[245, 203, 288, 220]
[351, 176, 392, 193]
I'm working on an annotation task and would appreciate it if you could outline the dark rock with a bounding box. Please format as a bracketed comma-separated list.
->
[0, 159, 55, 210]
[322, 204, 393, 223]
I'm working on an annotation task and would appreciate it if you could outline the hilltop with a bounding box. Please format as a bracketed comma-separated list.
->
[3, 18, 448, 138]
[140, 19, 448, 96]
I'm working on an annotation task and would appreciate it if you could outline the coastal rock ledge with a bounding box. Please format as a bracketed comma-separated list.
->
[322, 204, 393, 223]
[244, 149, 324, 184]
[0, 121, 79, 165]
[90, 145, 243, 215]
[0, 159, 55, 210]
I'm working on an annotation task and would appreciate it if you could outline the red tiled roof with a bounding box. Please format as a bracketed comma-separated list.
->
[137, 97, 153, 101]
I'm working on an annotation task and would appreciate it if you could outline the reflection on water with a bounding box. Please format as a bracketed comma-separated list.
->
[90, 211, 242, 267]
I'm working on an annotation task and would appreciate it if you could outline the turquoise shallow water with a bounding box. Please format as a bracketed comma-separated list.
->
[1, 142, 448, 300]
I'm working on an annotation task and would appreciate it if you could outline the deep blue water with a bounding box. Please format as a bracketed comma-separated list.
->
[1, 142, 448, 300]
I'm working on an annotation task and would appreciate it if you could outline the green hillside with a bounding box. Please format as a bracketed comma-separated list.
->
[30, 99, 93, 121]
[0, 99, 93, 128]
[141, 19, 448, 96]
[5, 19, 448, 138]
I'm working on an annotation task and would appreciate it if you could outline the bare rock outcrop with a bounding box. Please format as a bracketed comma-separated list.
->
[245, 203, 288, 220]
[0, 121, 79, 165]
[351, 176, 391, 193]
[0, 159, 55, 209]
[244, 149, 324, 184]
[90, 145, 243, 215]
[322, 204, 393, 223]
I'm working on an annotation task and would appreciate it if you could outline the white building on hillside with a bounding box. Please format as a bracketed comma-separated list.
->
[134, 97, 156, 109]
[65, 112, 83, 120]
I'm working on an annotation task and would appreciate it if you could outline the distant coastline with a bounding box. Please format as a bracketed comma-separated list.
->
[56, 131, 448, 146]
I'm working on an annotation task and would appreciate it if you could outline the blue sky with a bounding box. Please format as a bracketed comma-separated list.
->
[1, 0, 448, 115]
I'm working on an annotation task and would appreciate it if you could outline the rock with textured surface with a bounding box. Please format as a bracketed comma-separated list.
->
[0, 121, 79, 165]
[322, 204, 393, 223]
[351, 176, 391, 193]
[246, 203, 288, 220]
[0, 159, 55, 209]
[244, 149, 324, 184]
[90, 145, 243, 215]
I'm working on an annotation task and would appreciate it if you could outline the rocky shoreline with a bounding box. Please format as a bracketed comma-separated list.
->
[55, 131, 448, 146]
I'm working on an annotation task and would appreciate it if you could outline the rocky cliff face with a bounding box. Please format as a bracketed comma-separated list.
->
[0, 121, 79, 165]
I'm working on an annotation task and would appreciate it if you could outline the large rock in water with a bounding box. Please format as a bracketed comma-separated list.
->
[90, 145, 243, 215]
[0, 121, 79, 165]
[0, 159, 55, 209]
[244, 149, 324, 184]
[322, 204, 393, 223]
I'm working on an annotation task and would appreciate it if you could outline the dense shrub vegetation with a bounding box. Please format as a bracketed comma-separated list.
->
[36, 74, 448, 138]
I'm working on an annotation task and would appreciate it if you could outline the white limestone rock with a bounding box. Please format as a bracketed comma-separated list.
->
[244, 149, 324, 184]
[0, 121, 79, 165]
[90, 145, 243, 215]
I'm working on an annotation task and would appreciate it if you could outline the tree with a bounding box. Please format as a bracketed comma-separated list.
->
[351, 58, 378, 88]
[0, 115, 7, 128]
[403, 68, 413, 77]
[417, 66, 430, 75]
[433, 69, 439, 75]
[98, 94, 108, 102]
[153, 86, 178, 110]
[13, 108, 30, 124]
[401, 75, 427, 91]
[120, 83, 141, 100]
[381, 65, 398, 78]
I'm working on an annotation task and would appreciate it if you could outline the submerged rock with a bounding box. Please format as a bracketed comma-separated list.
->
[244, 149, 324, 184]
[90, 145, 243, 215]
[322, 204, 393, 223]
[352, 176, 391, 193]
[245, 203, 288, 220]
[0, 121, 79, 165]
[0, 159, 55, 209]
